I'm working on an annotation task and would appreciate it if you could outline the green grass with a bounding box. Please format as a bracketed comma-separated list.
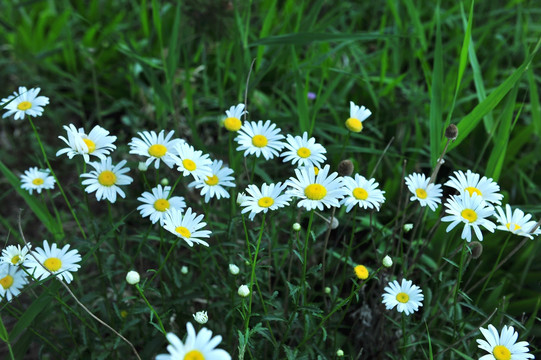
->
[0, 0, 540, 359]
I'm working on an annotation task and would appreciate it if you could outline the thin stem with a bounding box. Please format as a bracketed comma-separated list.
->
[135, 284, 166, 335]
[452, 241, 468, 338]
[149, 238, 181, 284]
[429, 138, 451, 184]
[300, 210, 315, 303]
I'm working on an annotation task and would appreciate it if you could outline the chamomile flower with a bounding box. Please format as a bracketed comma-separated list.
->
[441, 193, 496, 242]
[0, 263, 28, 302]
[56, 124, 117, 163]
[163, 208, 212, 247]
[188, 160, 236, 203]
[223, 103, 247, 132]
[1, 244, 31, 266]
[156, 323, 231, 360]
[281, 132, 327, 168]
[405, 173, 443, 211]
[477, 324, 534, 360]
[445, 169, 503, 205]
[240, 182, 291, 220]
[128, 130, 183, 169]
[235, 120, 285, 160]
[340, 174, 386, 212]
[345, 101, 371, 133]
[25, 240, 81, 284]
[137, 185, 186, 226]
[1, 87, 49, 120]
[80, 157, 133, 203]
[169, 142, 213, 181]
[382, 279, 424, 316]
[20, 167, 55, 195]
[494, 204, 541, 239]
[286, 165, 346, 211]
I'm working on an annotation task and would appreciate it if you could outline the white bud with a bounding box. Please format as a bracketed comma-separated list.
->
[237, 192, 247, 205]
[336, 349, 344, 357]
[324, 287, 331, 294]
[160, 178, 169, 186]
[138, 162, 148, 171]
[125, 270, 140, 285]
[238, 284, 250, 297]
[403, 223, 413, 232]
[229, 264, 240, 275]
[181, 266, 189, 274]
[193, 311, 208, 324]
[292, 223, 301, 232]
[330, 217, 339, 229]
[382, 255, 393, 268]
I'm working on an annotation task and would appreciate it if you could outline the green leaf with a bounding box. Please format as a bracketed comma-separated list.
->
[251, 32, 394, 46]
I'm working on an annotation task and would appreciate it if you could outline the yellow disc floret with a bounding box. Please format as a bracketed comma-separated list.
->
[465, 186, 482, 197]
[345, 117, 363, 132]
[224, 117, 242, 131]
[44, 257, 62, 272]
[83, 138, 96, 153]
[148, 144, 167, 158]
[0, 275, 14, 289]
[184, 350, 205, 360]
[32, 178, 44, 186]
[352, 187, 368, 200]
[153, 199, 170, 212]
[182, 159, 197, 171]
[415, 188, 427, 199]
[297, 147, 311, 158]
[492, 345, 511, 360]
[258, 197, 274, 208]
[175, 226, 191, 238]
[461, 209, 478, 223]
[205, 175, 219, 186]
[506, 223, 521, 231]
[354, 265, 369, 280]
[304, 184, 327, 200]
[17, 101, 32, 111]
[252, 135, 268, 148]
[396, 292, 409, 303]
[98, 170, 117, 186]
[11, 255, 21, 265]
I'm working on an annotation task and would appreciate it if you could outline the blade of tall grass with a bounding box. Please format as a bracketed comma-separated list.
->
[251, 32, 394, 46]
[429, 4, 443, 167]
[527, 67, 541, 136]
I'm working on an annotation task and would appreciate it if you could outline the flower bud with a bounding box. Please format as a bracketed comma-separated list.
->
[324, 287, 331, 294]
[354, 265, 369, 280]
[403, 223, 413, 232]
[238, 285, 250, 297]
[181, 266, 189, 274]
[193, 311, 208, 324]
[336, 349, 344, 357]
[468, 241, 483, 259]
[126, 270, 140, 285]
[229, 264, 240, 275]
[382, 255, 393, 268]
[160, 178, 169, 186]
[237, 192, 247, 205]
[330, 217, 339, 229]
[138, 162, 148, 171]
[292, 223, 301, 232]
[445, 124, 458, 141]
[337, 159, 354, 176]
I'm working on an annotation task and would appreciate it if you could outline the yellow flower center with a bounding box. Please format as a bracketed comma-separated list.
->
[461, 209, 478, 223]
[506, 222, 521, 231]
[11, 255, 21, 265]
[205, 175, 219, 186]
[120, 310, 128, 318]
[148, 144, 167, 158]
[224, 117, 242, 131]
[258, 196, 274, 208]
[32, 178, 44, 186]
[182, 159, 196, 171]
[345, 117, 363, 133]
[313, 167, 320, 175]
[252, 135, 268, 148]
[297, 147, 311, 158]
[83, 138, 96, 153]
[354, 265, 369, 280]
[184, 350, 205, 360]
[492, 345, 511, 360]
[465, 186, 482, 197]
[153, 199, 170, 212]
[415, 188, 427, 199]
[17, 101, 32, 111]
[352, 187, 368, 200]
[98, 170, 117, 186]
[175, 226, 191, 238]
[0, 275, 14, 289]
[304, 184, 327, 200]
[44, 257, 62, 272]
[396, 292, 409, 303]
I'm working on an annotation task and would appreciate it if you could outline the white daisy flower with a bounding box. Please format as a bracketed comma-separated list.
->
[188, 160, 236, 203]
[128, 130, 183, 169]
[441, 193, 496, 242]
[163, 208, 212, 247]
[1, 87, 49, 120]
[382, 278, 424, 316]
[494, 204, 541, 240]
[345, 101, 371, 133]
[20, 167, 56, 195]
[235, 120, 285, 160]
[156, 323, 231, 360]
[1, 243, 32, 266]
[223, 103, 247, 132]
[56, 124, 117, 163]
[286, 165, 347, 211]
[404, 173, 443, 211]
[137, 185, 186, 226]
[281, 132, 327, 168]
[340, 174, 386, 212]
[477, 324, 534, 360]
[445, 169, 503, 205]
[25, 240, 81, 284]
[168, 142, 213, 181]
[80, 157, 133, 203]
[240, 182, 291, 220]
[0, 263, 28, 302]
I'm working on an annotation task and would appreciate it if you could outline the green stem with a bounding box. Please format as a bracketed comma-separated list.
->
[475, 234, 511, 304]
[135, 284, 166, 335]
[301, 210, 315, 303]
[452, 241, 468, 337]
[149, 237, 181, 284]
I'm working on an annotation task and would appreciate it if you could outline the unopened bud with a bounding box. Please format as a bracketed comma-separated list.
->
[229, 264, 240, 275]
[403, 223, 413, 232]
[292, 223, 301, 232]
[329, 217, 339, 229]
[324, 287, 331, 294]
[337, 159, 354, 177]
[126, 270, 140, 285]
[138, 162, 148, 171]
[237, 192, 247, 205]
[337, 349, 344, 357]
[181, 266, 188, 274]
[382, 255, 393, 268]
[468, 241, 483, 259]
[238, 285, 250, 297]
[160, 178, 169, 186]
[445, 124, 458, 141]
[193, 311, 208, 324]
